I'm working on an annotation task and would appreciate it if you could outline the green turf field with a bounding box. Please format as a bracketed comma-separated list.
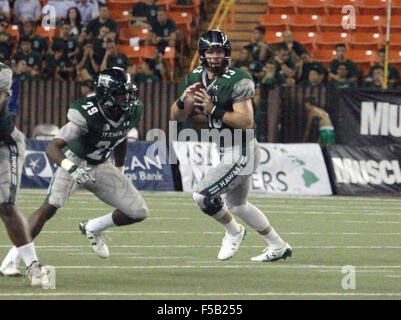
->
[1, 189, 401, 300]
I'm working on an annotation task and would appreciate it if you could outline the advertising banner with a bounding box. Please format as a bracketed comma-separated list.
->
[172, 142, 332, 195]
[326, 144, 401, 195]
[21, 140, 175, 191]
[329, 88, 401, 146]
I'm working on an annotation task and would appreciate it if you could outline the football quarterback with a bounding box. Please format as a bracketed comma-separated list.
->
[171, 30, 292, 262]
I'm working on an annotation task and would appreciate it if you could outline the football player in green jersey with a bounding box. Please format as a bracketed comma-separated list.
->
[0, 63, 53, 288]
[171, 30, 292, 262]
[1, 67, 149, 274]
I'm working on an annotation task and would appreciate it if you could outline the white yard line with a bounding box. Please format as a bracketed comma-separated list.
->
[1, 245, 400, 249]
[2, 230, 401, 236]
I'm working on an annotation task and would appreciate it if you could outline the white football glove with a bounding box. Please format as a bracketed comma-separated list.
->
[69, 166, 95, 184]
[61, 159, 95, 184]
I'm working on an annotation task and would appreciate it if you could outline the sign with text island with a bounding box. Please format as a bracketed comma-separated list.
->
[172, 142, 332, 195]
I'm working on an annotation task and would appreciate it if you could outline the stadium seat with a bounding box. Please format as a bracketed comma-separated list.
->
[140, 45, 175, 79]
[7, 25, 19, 42]
[264, 31, 285, 44]
[109, 10, 130, 29]
[347, 49, 375, 73]
[317, 15, 348, 32]
[389, 33, 401, 50]
[169, 11, 193, 47]
[260, 14, 291, 32]
[291, 31, 317, 52]
[386, 50, 401, 70]
[315, 32, 350, 50]
[289, 14, 319, 32]
[32, 124, 59, 140]
[385, 15, 401, 33]
[355, 15, 383, 33]
[170, 0, 200, 16]
[108, 0, 136, 12]
[296, 0, 329, 15]
[168, 11, 192, 35]
[36, 26, 56, 42]
[267, 0, 298, 14]
[349, 32, 384, 50]
[392, 0, 401, 15]
[116, 44, 143, 65]
[156, 0, 172, 11]
[311, 49, 337, 67]
[358, 0, 387, 16]
[119, 27, 150, 45]
[327, 0, 360, 15]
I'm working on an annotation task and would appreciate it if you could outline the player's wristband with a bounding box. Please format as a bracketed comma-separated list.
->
[61, 158, 75, 172]
[211, 105, 226, 120]
[177, 99, 184, 110]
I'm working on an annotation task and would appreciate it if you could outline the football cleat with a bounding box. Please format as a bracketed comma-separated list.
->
[26, 261, 54, 289]
[250, 243, 293, 262]
[218, 224, 246, 261]
[79, 220, 110, 259]
[0, 261, 22, 277]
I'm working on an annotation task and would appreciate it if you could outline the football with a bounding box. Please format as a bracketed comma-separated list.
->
[183, 83, 206, 117]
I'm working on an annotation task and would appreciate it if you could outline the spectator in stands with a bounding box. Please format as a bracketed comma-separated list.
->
[271, 43, 296, 86]
[280, 30, 307, 63]
[44, 42, 74, 80]
[329, 62, 357, 88]
[92, 25, 110, 59]
[100, 38, 131, 72]
[303, 97, 335, 146]
[129, 0, 158, 28]
[329, 43, 359, 83]
[51, 20, 80, 64]
[302, 67, 324, 88]
[20, 20, 48, 57]
[80, 79, 95, 97]
[13, 60, 30, 80]
[363, 65, 392, 89]
[232, 45, 253, 71]
[134, 58, 159, 83]
[76, 0, 99, 26]
[365, 48, 400, 87]
[13, 0, 42, 24]
[45, 0, 75, 23]
[12, 35, 42, 79]
[148, 7, 177, 49]
[85, 3, 117, 40]
[297, 51, 326, 84]
[261, 59, 285, 89]
[75, 38, 101, 81]
[152, 44, 169, 80]
[0, 0, 10, 21]
[250, 26, 275, 63]
[66, 7, 84, 38]
[248, 60, 265, 87]
[0, 18, 12, 63]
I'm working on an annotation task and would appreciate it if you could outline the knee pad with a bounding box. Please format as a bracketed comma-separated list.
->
[193, 192, 227, 219]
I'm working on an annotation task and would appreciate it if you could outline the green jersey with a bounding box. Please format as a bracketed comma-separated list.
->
[179, 66, 255, 146]
[66, 95, 143, 164]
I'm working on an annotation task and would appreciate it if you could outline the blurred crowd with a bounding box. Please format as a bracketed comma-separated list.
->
[0, 0, 191, 85]
[233, 26, 400, 93]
